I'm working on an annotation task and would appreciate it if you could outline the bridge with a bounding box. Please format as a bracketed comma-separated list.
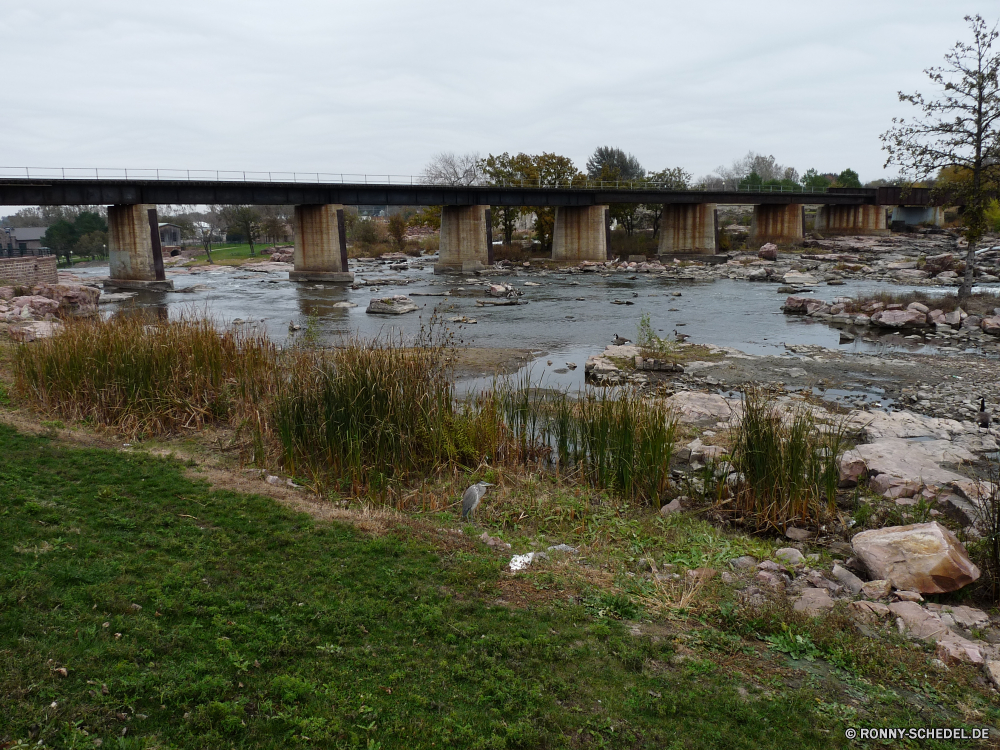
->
[0, 173, 939, 289]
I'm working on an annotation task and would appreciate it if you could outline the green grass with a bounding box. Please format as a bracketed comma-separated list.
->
[185, 243, 274, 266]
[5, 426, 995, 748]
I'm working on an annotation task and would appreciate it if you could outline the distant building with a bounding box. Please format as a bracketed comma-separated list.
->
[158, 223, 183, 246]
[2, 226, 47, 254]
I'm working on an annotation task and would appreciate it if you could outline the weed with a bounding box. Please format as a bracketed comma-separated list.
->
[766, 623, 822, 661]
[722, 386, 849, 531]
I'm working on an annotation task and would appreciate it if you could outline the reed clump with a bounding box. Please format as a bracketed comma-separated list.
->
[723, 386, 848, 531]
[13, 313, 278, 438]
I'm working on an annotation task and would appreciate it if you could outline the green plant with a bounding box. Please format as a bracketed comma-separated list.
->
[636, 312, 676, 358]
[766, 624, 822, 661]
[723, 386, 849, 531]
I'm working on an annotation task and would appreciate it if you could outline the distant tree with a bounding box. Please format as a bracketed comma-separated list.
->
[710, 151, 795, 190]
[586, 146, 645, 182]
[75, 230, 108, 260]
[882, 14, 1000, 298]
[73, 211, 107, 236]
[387, 213, 408, 251]
[802, 168, 833, 189]
[529, 153, 586, 250]
[192, 208, 223, 264]
[220, 205, 263, 256]
[831, 168, 862, 188]
[421, 152, 483, 186]
[480, 152, 536, 245]
[42, 219, 77, 265]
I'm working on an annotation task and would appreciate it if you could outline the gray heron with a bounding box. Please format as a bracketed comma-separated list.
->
[461, 482, 493, 521]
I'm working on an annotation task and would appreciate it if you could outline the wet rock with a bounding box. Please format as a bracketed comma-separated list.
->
[793, 587, 835, 615]
[871, 309, 929, 329]
[775, 548, 805, 566]
[851, 522, 980, 594]
[366, 296, 418, 315]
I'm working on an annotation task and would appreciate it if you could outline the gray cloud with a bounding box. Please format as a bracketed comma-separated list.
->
[3, 0, 997, 183]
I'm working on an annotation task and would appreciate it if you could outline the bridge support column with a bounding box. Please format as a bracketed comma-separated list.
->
[751, 204, 803, 245]
[657, 203, 717, 256]
[107, 204, 173, 291]
[435, 205, 489, 273]
[551, 205, 609, 262]
[289, 204, 354, 282]
[814, 204, 888, 235]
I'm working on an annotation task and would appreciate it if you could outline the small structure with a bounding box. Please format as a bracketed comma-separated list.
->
[158, 222, 183, 246]
[2, 226, 47, 255]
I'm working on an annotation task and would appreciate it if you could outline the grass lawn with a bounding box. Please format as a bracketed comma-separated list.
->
[184, 244, 277, 267]
[1, 424, 996, 748]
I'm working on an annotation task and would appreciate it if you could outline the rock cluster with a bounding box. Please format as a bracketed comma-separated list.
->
[366, 295, 419, 315]
[0, 283, 100, 336]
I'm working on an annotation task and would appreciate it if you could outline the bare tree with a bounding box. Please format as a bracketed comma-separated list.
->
[882, 14, 1000, 298]
[220, 205, 263, 256]
[421, 152, 483, 185]
[709, 151, 796, 189]
[195, 207, 223, 264]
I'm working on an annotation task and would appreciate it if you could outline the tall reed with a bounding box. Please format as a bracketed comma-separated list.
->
[13, 312, 277, 438]
[724, 386, 848, 530]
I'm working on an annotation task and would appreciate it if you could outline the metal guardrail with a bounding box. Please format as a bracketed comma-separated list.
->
[0, 166, 841, 194]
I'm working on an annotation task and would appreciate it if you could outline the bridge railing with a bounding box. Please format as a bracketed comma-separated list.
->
[0, 166, 845, 194]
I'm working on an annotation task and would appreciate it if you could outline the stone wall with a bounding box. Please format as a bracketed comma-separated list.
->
[0, 255, 58, 286]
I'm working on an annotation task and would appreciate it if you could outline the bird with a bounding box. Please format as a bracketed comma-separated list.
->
[461, 482, 493, 521]
[978, 398, 991, 431]
[612, 334, 631, 345]
[673, 330, 690, 342]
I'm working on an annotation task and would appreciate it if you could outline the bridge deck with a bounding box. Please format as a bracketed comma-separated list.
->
[0, 179, 901, 207]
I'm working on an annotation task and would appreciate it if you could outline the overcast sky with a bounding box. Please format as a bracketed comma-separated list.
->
[3, 0, 998, 184]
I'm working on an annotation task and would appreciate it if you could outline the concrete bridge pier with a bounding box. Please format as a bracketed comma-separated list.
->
[551, 205, 609, 262]
[814, 205, 888, 235]
[107, 204, 173, 290]
[435, 205, 490, 273]
[657, 203, 717, 255]
[890, 206, 945, 228]
[751, 204, 803, 245]
[289, 204, 354, 282]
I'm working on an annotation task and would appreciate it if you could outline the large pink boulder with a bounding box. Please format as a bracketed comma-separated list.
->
[32, 283, 100, 316]
[981, 316, 1000, 336]
[10, 295, 60, 317]
[870, 309, 929, 329]
[758, 243, 778, 261]
[851, 522, 980, 594]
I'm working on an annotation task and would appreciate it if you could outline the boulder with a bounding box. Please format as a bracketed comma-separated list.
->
[888, 601, 985, 664]
[860, 579, 892, 599]
[843, 437, 972, 489]
[986, 661, 1000, 691]
[9, 295, 60, 318]
[907, 301, 929, 314]
[664, 391, 737, 426]
[793, 587, 835, 615]
[838, 454, 867, 487]
[851, 522, 980, 594]
[775, 547, 805, 565]
[870, 309, 929, 329]
[782, 271, 819, 286]
[981, 316, 1000, 336]
[659, 498, 683, 516]
[923, 253, 954, 274]
[758, 243, 778, 261]
[9, 320, 64, 342]
[849, 600, 891, 623]
[32, 283, 100, 316]
[366, 296, 418, 315]
[831, 563, 864, 595]
[782, 295, 814, 314]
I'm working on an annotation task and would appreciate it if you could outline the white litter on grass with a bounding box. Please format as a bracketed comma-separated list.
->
[509, 552, 539, 572]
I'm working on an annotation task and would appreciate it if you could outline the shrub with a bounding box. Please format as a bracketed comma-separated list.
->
[13, 312, 277, 438]
[722, 386, 849, 531]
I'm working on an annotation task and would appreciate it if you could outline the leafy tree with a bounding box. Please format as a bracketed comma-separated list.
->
[387, 213, 408, 251]
[881, 14, 1000, 298]
[802, 168, 833, 189]
[586, 146, 644, 182]
[75, 230, 108, 260]
[831, 168, 862, 188]
[480, 152, 535, 246]
[73, 211, 107, 236]
[220, 205, 263, 256]
[42, 219, 77, 265]
[529, 153, 586, 250]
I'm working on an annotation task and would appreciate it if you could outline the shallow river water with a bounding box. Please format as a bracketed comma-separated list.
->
[70, 259, 998, 391]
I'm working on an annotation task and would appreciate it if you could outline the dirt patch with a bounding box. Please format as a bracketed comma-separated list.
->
[493, 575, 574, 608]
[448, 346, 536, 378]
